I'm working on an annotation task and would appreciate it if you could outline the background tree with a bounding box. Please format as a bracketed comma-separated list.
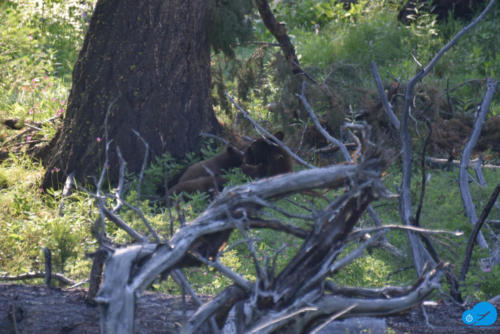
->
[38, 0, 254, 189]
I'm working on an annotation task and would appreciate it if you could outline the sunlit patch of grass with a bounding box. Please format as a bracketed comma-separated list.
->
[0, 154, 94, 281]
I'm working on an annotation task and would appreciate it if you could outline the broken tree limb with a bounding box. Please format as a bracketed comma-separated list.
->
[183, 285, 247, 334]
[226, 92, 315, 169]
[459, 78, 498, 249]
[460, 182, 500, 282]
[397, 0, 496, 275]
[97, 152, 391, 333]
[255, 0, 305, 76]
[298, 84, 402, 263]
[370, 61, 401, 130]
[0, 272, 76, 286]
[298, 81, 351, 161]
[95, 244, 156, 334]
[306, 263, 447, 319]
[248, 263, 447, 334]
[426, 157, 500, 169]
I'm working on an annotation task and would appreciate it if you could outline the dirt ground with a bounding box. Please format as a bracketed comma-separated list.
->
[1, 284, 500, 333]
[386, 300, 500, 333]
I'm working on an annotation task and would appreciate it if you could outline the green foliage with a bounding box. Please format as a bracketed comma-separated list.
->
[0, 0, 94, 142]
[134, 152, 186, 197]
[207, 0, 255, 56]
[463, 264, 500, 302]
[434, 5, 500, 80]
[0, 154, 93, 280]
[333, 250, 397, 288]
[275, 0, 374, 31]
[293, 1, 438, 71]
[374, 166, 500, 299]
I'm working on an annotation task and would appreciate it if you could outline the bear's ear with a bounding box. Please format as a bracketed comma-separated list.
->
[273, 131, 284, 141]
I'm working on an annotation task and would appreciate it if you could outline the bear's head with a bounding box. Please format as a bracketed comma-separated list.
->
[244, 131, 284, 165]
[241, 162, 266, 178]
[225, 145, 244, 167]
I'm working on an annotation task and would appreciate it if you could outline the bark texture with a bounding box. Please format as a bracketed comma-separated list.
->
[39, 0, 220, 189]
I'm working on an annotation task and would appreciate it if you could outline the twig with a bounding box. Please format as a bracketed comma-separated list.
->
[243, 41, 280, 47]
[94, 94, 120, 237]
[298, 84, 398, 261]
[101, 206, 148, 242]
[370, 61, 400, 130]
[387, 265, 414, 280]
[228, 208, 267, 283]
[329, 233, 385, 276]
[58, 172, 75, 217]
[248, 307, 319, 334]
[70, 279, 90, 289]
[249, 196, 316, 220]
[255, 0, 309, 78]
[170, 269, 220, 333]
[1, 128, 32, 147]
[447, 78, 485, 93]
[421, 304, 435, 329]
[247, 218, 308, 239]
[132, 129, 149, 203]
[24, 123, 42, 131]
[5, 139, 47, 149]
[349, 225, 463, 239]
[44, 247, 52, 288]
[199, 132, 228, 145]
[459, 182, 500, 282]
[112, 147, 126, 212]
[10, 304, 20, 334]
[184, 285, 247, 334]
[446, 78, 455, 115]
[297, 81, 351, 161]
[310, 304, 358, 334]
[415, 119, 432, 226]
[118, 199, 161, 242]
[95, 139, 113, 241]
[189, 250, 252, 292]
[426, 157, 500, 169]
[397, 0, 496, 274]
[473, 155, 486, 186]
[296, 120, 309, 153]
[269, 244, 287, 279]
[226, 92, 315, 169]
[459, 78, 497, 249]
[0, 272, 76, 286]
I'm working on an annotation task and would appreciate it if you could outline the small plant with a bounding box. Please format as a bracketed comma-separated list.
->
[462, 264, 500, 302]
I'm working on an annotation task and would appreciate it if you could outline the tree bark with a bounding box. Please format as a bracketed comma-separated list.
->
[39, 0, 220, 189]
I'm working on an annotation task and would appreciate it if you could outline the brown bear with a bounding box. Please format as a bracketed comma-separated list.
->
[167, 175, 227, 199]
[241, 162, 266, 178]
[177, 145, 244, 183]
[243, 131, 293, 177]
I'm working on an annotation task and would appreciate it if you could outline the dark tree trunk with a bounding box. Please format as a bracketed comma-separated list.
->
[39, 0, 220, 189]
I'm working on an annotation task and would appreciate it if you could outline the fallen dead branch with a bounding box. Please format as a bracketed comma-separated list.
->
[459, 78, 498, 250]
[0, 272, 76, 286]
[426, 157, 500, 169]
